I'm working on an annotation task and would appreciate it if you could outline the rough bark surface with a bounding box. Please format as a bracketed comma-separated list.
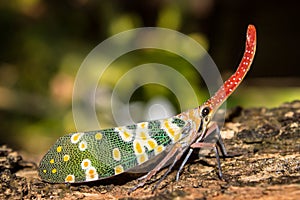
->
[1, 101, 299, 200]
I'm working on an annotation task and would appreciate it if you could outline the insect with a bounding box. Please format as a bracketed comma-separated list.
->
[39, 25, 256, 192]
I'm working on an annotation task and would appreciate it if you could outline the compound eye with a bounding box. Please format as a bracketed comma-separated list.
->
[201, 107, 210, 118]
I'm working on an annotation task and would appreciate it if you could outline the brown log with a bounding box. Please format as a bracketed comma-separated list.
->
[1, 101, 299, 199]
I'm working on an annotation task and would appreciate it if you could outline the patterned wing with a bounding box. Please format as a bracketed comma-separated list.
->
[38, 116, 190, 183]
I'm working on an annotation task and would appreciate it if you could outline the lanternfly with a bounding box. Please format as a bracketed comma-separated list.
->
[39, 25, 257, 192]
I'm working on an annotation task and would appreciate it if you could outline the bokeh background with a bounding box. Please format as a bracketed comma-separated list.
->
[0, 0, 299, 159]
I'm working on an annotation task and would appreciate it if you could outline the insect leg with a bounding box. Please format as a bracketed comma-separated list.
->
[129, 144, 182, 193]
[175, 124, 208, 181]
[216, 130, 228, 157]
[191, 142, 223, 178]
[175, 128, 212, 181]
[176, 148, 193, 181]
[175, 121, 216, 181]
[192, 122, 227, 156]
[207, 122, 228, 157]
[189, 122, 228, 178]
[152, 145, 187, 192]
[174, 120, 208, 181]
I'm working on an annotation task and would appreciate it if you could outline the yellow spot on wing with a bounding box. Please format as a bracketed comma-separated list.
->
[139, 131, 148, 140]
[164, 119, 180, 141]
[63, 155, 70, 162]
[52, 168, 57, 174]
[81, 159, 91, 170]
[56, 146, 62, 153]
[43, 169, 47, 173]
[164, 120, 174, 135]
[133, 140, 144, 155]
[88, 168, 95, 175]
[137, 153, 148, 164]
[95, 132, 103, 140]
[147, 139, 157, 150]
[79, 141, 87, 151]
[168, 128, 175, 136]
[164, 120, 170, 129]
[85, 166, 98, 181]
[154, 145, 165, 155]
[65, 175, 75, 183]
[123, 131, 132, 140]
[114, 165, 124, 175]
[173, 133, 181, 142]
[118, 129, 133, 142]
[71, 132, 84, 144]
[50, 159, 54, 164]
[112, 148, 121, 161]
[140, 122, 146, 129]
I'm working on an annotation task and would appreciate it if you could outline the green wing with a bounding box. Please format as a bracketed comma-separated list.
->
[38, 117, 189, 183]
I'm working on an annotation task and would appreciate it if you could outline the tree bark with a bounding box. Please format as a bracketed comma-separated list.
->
[1, 101, 299, 199]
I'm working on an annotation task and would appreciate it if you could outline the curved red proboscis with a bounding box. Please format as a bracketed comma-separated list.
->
[204, 24, 257, 111]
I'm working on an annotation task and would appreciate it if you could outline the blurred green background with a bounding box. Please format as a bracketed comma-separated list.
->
[0, 0, 299, 159]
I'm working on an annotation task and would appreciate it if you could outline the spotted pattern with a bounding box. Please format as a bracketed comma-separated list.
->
[146, 139, 158, 151]
[85, 166, 98, 181]
[154, 145, 165, 155]
[56, 146, 62, 152]
[117, 128, 133, 142]
[133, 140, 145, 155]
[65, 174, 75, 183]
[78, 140, 87, 151]
[38, 117, 189, 183]
[81, 159, 91, 170]
[163, 118, 182, 142]
[136, 153, 148, 164]
[70, 132, 84, 144]
[112, 148, 121, 161]
[95, 132, 103, 140]
[63, 155, 70, 162]
[114, 165, 124, 175]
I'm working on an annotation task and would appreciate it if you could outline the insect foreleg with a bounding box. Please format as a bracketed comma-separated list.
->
[175, 122, 227, 181]
[190, 122, 228, 178]
[191, 122, 227, 155]
[191, 142, 223, 178]
[175, 119, 209, 181]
